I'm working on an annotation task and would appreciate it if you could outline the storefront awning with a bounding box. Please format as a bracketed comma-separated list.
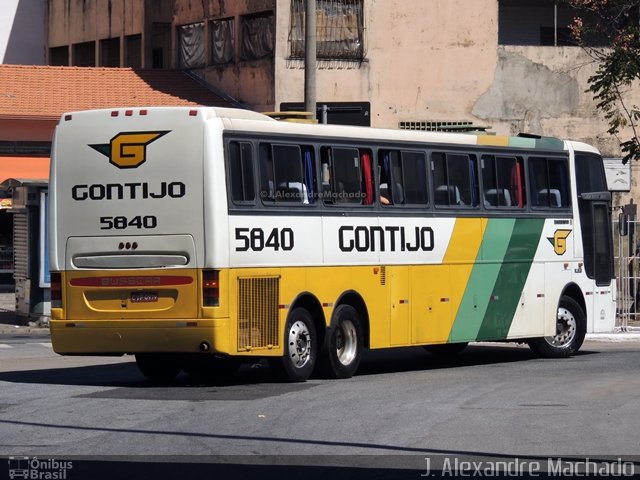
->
[0, 156, 50, 183]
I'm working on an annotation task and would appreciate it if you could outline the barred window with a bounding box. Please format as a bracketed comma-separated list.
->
[290, 0, 365, 61]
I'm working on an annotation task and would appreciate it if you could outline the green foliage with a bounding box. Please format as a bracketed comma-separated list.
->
[566, 0, 640, 163]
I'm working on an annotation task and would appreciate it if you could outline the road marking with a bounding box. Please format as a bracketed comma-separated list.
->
[25, 342, 53, 348]
[0, 344, 12, 349]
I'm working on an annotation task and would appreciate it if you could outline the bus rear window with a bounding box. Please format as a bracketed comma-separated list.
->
[228, 141, 255, 203]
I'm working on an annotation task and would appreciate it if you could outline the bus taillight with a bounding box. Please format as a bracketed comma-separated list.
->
[202, 270, 219, 307]
[51, 272, 62, 308]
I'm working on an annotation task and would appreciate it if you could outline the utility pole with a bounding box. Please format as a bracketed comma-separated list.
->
[304, 0, 316, 120]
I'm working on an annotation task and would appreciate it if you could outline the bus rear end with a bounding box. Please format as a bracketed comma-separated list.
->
[49, 107, 213, 376]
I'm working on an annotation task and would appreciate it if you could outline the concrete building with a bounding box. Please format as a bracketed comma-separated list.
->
[45, 0, 637, 206]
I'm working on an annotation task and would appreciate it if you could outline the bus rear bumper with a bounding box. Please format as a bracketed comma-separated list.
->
[49, 318, 233, 356]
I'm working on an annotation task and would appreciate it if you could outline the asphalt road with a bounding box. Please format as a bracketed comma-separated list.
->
[0, 336, 639, 479]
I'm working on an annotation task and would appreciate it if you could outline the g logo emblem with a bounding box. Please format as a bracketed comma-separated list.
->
[90, 131, 169, 169]
[548, 229, 572, 256]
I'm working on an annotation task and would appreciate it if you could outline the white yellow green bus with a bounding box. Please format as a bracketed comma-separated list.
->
[48, 106, 615, 382]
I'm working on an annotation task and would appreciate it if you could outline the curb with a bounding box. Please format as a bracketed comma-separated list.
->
[585, 332, 640, 342]
[0, 325, 50, 335]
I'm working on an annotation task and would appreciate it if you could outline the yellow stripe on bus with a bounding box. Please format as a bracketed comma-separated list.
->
[436, 217, 486, 343]
[476, 135, 510, 147]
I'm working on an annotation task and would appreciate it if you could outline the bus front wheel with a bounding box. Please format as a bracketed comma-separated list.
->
[528, 296, 586, 358]
[135, 353, 181, 382]
[272, 308, 317, 382]
[318, 304, 363, 379]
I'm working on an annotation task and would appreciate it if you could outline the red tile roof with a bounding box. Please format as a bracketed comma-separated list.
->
[0, 65, 235, 120]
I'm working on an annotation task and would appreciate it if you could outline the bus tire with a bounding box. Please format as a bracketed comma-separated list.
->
[424, 342, 468, 356]
[318, 304, 363, 379]
[272, 308, 317, 382]
[528, 296, 586, 358]
[135, 353, 181, 381]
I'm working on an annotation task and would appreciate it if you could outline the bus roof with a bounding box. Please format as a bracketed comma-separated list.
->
[223, 114, 572, 152]
[60, 106, 600, 154]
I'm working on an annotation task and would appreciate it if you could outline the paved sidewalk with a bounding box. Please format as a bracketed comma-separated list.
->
[0, 290, 49, 334]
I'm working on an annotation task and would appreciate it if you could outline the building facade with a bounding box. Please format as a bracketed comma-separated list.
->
[46, 0, 638, 205]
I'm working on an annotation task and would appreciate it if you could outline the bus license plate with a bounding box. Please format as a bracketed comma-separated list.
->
[130, 292, 159, 303]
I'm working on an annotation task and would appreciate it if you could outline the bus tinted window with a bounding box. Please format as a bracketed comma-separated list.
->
[228, 141, 255, 203]
[482, 155, 524, 208]
[528, 157, 570, 208]
[432, 152, 478, 208]
[322, 147, 373, 205]
[379, 150, 429, 206]
[575, 153, 607, 194]
[260, 144, 308, 204]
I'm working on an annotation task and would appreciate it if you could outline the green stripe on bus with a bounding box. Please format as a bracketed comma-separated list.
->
[448, 218, 515, 342]
[534, 137, 565, 150]
[476, 218, 545, 340]
[508, 137, 536, 149]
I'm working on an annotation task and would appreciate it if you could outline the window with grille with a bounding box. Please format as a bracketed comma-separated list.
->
[289, 0, 365, 62]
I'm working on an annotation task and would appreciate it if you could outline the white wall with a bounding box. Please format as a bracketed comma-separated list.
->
[0, 0, 46, 64]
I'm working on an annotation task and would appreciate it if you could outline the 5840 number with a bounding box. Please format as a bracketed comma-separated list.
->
[235, 227, 294, 252]
[100, 215, 158, 230]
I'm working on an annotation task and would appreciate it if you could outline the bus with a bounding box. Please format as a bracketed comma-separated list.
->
[48, 106, 615, 382]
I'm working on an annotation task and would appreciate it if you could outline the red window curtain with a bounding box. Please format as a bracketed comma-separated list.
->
[361, 152, 373, 205]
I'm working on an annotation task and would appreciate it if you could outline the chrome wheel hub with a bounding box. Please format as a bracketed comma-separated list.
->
[336, 319, 357, 366]
[287, 320, 311, 368]
[544, 306, 576, 348]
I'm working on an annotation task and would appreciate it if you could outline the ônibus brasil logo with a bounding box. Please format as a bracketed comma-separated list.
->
[89, 131, 170, 169]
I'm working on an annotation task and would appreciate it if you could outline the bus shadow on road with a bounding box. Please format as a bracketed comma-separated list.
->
[355, 343, 599, 376]
[0, 343, 599, 401]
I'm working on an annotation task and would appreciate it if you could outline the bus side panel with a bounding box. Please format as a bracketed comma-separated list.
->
[449, 218, 515, 342]
[476, 218, 544, 340]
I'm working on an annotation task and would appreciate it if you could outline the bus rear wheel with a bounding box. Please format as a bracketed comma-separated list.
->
[271, 308, 317, 382]
[528, 296, 586, 358]
[135, 353, 181, 381]
[318, 304, 363, 379]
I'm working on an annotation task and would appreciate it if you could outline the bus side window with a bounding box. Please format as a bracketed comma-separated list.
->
[528, 157, 570, 208]
[302, 147, 316, 204]
[228, 141, 255, 204]
[322, 146, 364, 205]
[379, 150, 429, 206]
[482, 155, 525, 209]
[432, 152, 478, 208]
[400, 151, 428, 205]
[259, 144, 275, 202]
[360, 150, 374, 205]
[378, 151, 396, 205]
[321, 147, 333, 204]
[260, 143, 306, 204]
